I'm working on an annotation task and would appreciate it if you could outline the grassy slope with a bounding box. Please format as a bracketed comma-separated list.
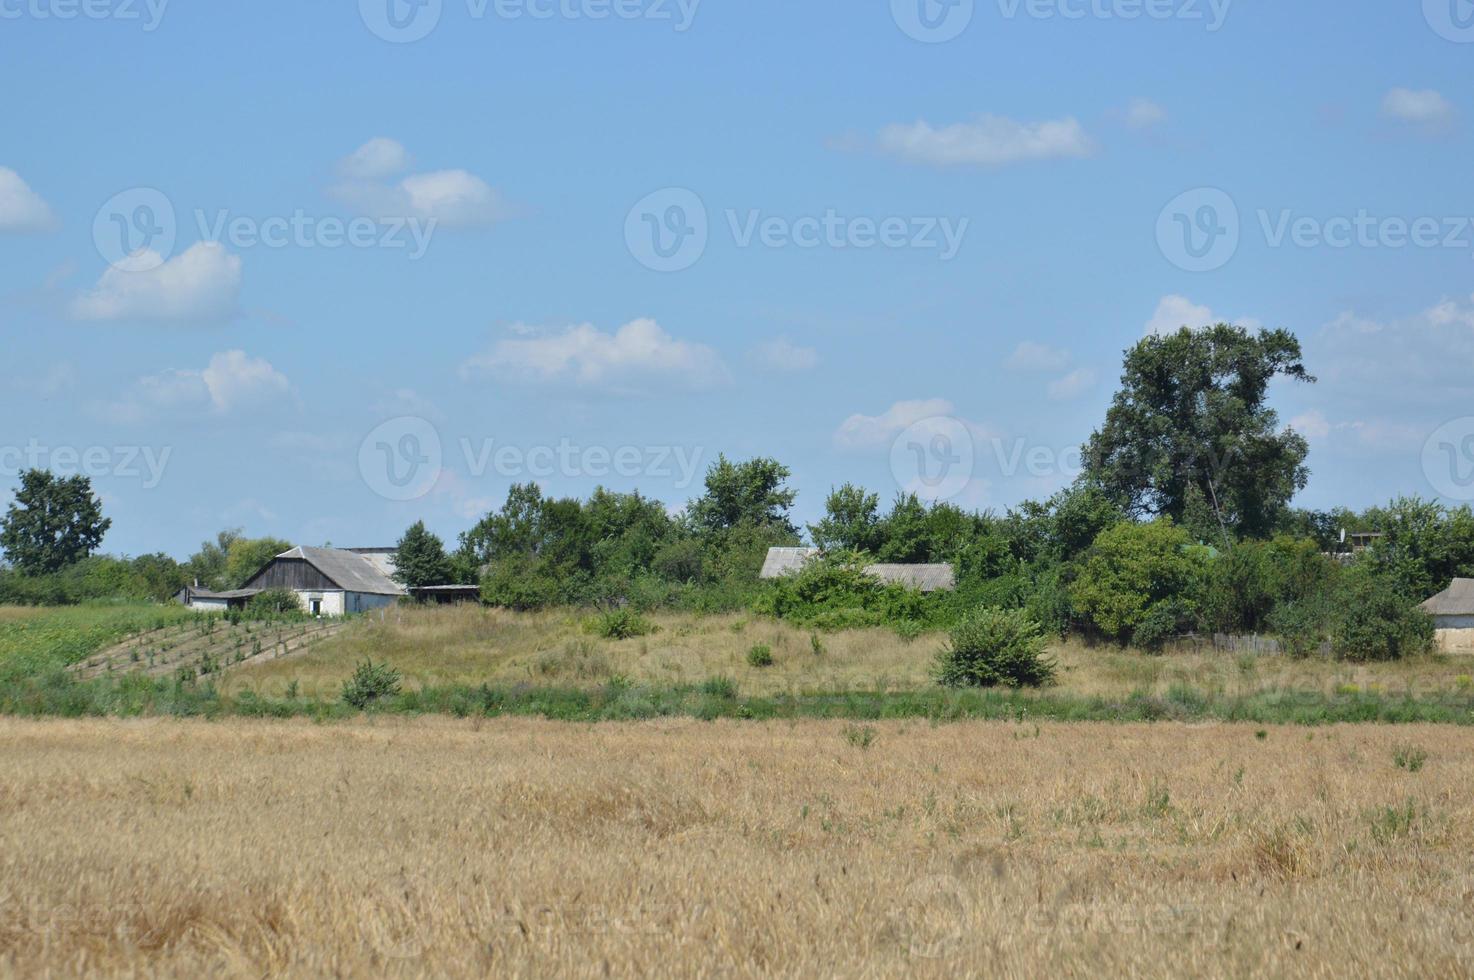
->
[0, 603, 199, 684]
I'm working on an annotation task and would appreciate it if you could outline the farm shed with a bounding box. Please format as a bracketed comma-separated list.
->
[1420, 579, 1474, 653]
[175, 586, 262, 613]
[240, 546, 408, 617]
[758, 547, 956, 593]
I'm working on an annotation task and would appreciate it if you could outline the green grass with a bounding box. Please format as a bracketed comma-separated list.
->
[0, 603, 201, 684]
[6, 671, 1474, 725]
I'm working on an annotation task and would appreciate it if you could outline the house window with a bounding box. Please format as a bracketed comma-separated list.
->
[309, 598, 322, 616]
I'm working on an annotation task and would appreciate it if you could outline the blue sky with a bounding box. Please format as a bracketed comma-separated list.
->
[3, 0, 1474, 559]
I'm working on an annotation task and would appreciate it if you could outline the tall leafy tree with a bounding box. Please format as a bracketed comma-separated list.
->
[0, 470, 112, 575]
[688, 455, 797, 535]
[392, 521, 453, 589]
[809, 484, 881, 553]
[225, 536, 293, 588]
[1082, 325, 1315, 540]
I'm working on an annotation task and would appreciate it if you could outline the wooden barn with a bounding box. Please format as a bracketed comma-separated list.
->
[240, 546, 408, 617]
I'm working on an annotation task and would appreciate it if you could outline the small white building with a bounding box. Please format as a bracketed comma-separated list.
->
[1421, 579, 1474, 653]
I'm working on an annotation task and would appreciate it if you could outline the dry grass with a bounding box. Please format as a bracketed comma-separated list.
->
[0, 716, 1471, 976]
[221, 604, 1474, 703]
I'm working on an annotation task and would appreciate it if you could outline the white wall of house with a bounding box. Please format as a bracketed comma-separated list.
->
[289, 590, 399, 617]
[190, 598, 230, 614]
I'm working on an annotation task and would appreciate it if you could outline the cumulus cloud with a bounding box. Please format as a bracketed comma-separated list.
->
[330, 138, 509, 228]
[833, 398, 990, 450]
[1289, 409, 1331, 441]
[750, 338, 819, 372]
[1124, 98, 1167, 131]
[108, 350, 290, 422]
[874, 114, 1094, 167]
[462, 318, 728, 393]
[1047, 368, 1097, 401]
[1316, 294, 1474, 401]
[1145, 294, 1218, 336]
[1381, 87, 1455, 127]
[0, 167, 55, 232]
[336, 136, 411, 179]
[71, 242, 242, 323]
[1007, 341, 1071, 372]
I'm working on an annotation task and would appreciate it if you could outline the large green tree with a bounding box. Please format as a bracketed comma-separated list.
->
[0, 470, 111, 575]
[1082, 325, 1315, 541]
[392, 521, 453, 589]
[808, 484, 881, 553]
[688, 455, 797, 536]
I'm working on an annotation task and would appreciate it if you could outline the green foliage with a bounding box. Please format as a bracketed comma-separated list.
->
[755, 551, 937, 630]
[746, 643, 774, 668]
[1392, 744, 1427, 773]
[0, 554, 188, 606]
[0, 470, 112, 575]
[589, 608, 655, 640]
[479, 554, 563, 611]
[1070, 520, 1209, 644]
[392, 520, 453, 589]
[1331, 570, 1435, 662]
[247, 588, 302, 616]
[808, 484, 882, 553]
[933, 606, 1055, 689]
[1357, 497, 1474, 600]
[340, 659, 402, 709]
[1082, 325, 1314, 538]
[224, 536, 293, 589]
[688, 454, 798, 536]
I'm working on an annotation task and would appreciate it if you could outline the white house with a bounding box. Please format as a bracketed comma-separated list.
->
[1420, 578, 1474, 653]
[757, 547, 956, 593]
[238, 546, 408, 617]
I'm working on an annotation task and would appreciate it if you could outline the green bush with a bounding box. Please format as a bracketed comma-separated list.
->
[746, 643, 774, 668]
[934, 607, 1055, 689]
[246, 588, 302, 616]
[341, 659, 402, 708]
[1070, 519, 1209, 644]
[1332, 573, 1435, 662]
[588, 608, 655, 640]
[1267, 598, 1330, 658]
[1130, 601, 1192, 653]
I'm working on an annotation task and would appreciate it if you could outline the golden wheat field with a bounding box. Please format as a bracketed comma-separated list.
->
[1, 716, 1471, 977]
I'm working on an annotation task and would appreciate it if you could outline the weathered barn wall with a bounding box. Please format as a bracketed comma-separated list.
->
[244, 559, 337, 592]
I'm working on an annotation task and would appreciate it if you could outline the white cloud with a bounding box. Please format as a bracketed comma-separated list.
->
[1316, 295, 1474, 400]
[331, 139, 509, 228]
[0, 167, 55, 232]
[336, 137, 411, 179]
[71, 242, 242, 322]
[875, 114, 1094, 167]
[835, 398, 982, 450]
[108, 350, 289, 421]
[1145, 294, 1217, 336]
[1289, 409, 1330, 441]
[1124, 98, 1167, 130]
[750, 338, 819, 372]
[1381, 88, 1455, 126]
[1047, 368, 1096, 401]
[1006, 341, 1071, 372]
[462, 318, 728, 393]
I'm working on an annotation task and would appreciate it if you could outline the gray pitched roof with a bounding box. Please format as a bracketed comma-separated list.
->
[758, 547, 956, 592]
[276, 546, 407, 596]
[1421, 578, 1474, 616]
[759, 547, 820, 578]
[868, 563, 957, 593]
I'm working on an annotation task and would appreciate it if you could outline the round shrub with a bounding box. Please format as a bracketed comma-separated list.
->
[247, 588, 302, 616]
[934, 606, 1055, 689]
[746, 644, 774, 668]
